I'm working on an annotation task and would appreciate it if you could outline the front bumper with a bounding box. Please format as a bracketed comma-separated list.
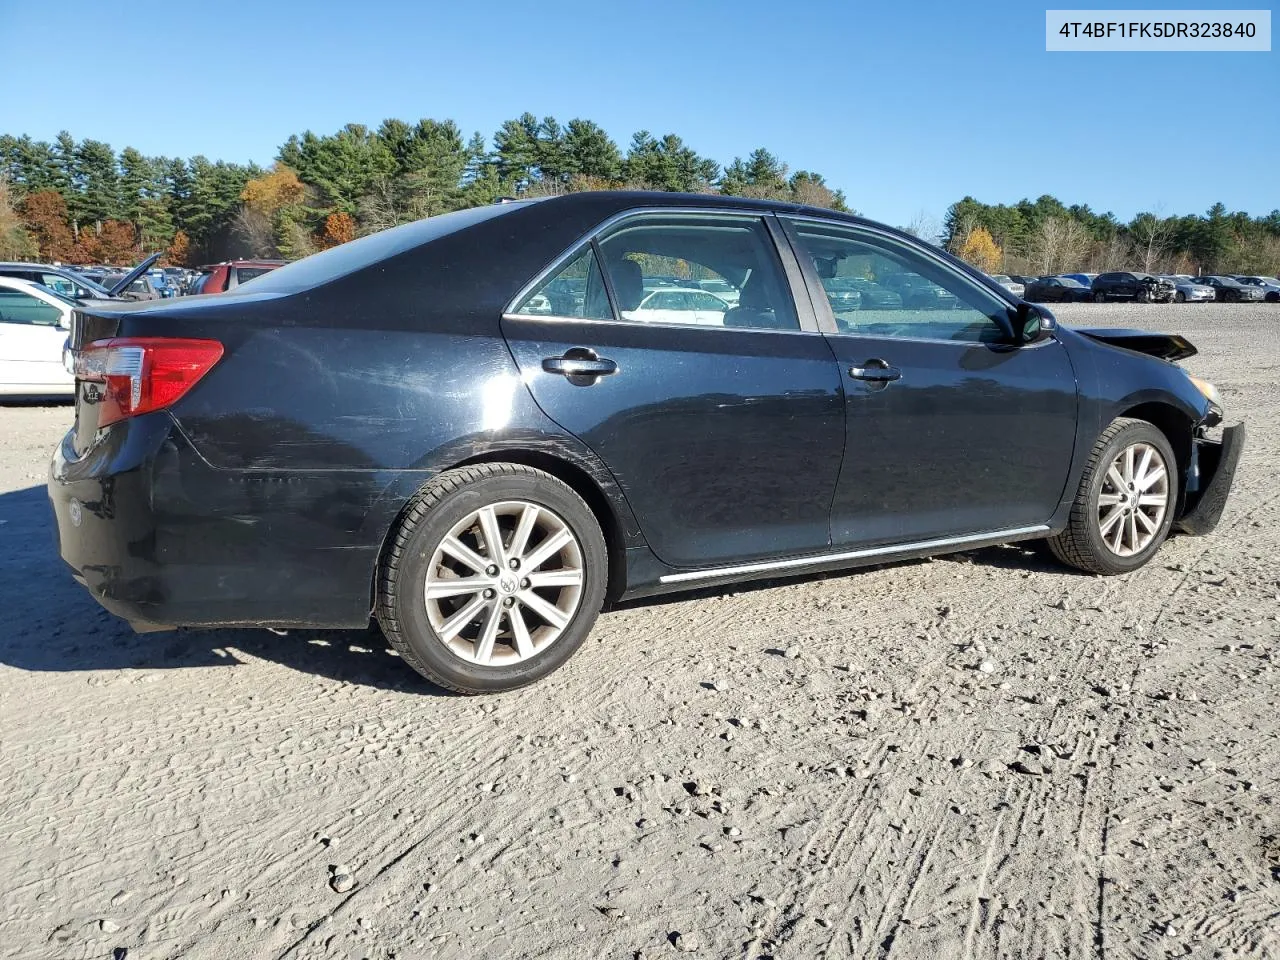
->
[1175, 423, 1245, 536]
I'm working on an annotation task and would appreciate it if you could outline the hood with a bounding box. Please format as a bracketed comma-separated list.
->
[107, 252, 162, 296]
[1073, 327, 1197, 362]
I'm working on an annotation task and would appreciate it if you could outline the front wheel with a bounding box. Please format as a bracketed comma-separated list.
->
[1175, 291, 1186, 303]
[1047, 418, 1178, 575]
[377, 463, 609, 693]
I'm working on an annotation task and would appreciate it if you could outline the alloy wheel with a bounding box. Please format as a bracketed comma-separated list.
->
[423, 501, 585, 665]
[1096, 442, 1170, 557]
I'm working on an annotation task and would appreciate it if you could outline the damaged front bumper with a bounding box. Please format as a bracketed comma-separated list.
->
[1176, 422, 1246, 536]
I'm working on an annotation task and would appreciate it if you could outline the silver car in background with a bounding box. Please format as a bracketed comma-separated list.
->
[990, 274, 1025, 297]
[1233, 276, 1280, 302]
[1161, 276, 1215, 303]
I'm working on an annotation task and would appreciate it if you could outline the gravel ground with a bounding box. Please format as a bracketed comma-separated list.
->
[1, 302, 1278, 960]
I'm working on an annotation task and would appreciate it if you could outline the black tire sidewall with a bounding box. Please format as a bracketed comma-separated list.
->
[1081, 423, 1179, 574]
[390, 474, 608, 693]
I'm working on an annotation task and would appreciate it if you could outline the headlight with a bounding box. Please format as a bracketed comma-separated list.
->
[1188, 374, 1221, 409]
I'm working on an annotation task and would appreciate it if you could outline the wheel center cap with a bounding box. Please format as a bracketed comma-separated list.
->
[498, 574, 519, 594]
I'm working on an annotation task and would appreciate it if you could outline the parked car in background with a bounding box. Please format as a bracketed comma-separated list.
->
[0, 276, 75, 397]
[691, 277, 741, 306]
[844, 277, 903, 310]
[1160, 276, 1215, 303]
[1193, 276, 1265, 302]
[880, 272, 959, 308]
[49, 192, 1243, 694]
[990, 274, 1025, 297]
[1024, 275, 1092, 303]
[1062, 273, 1097, 288]
[820, 277, 864, 313]
[1091, 272, 1176, 303]
[1232, 276, 1280, 302]
[0, 254, 160, 301]
[191, 259, 286, 294]
[0, 263, 113, 300]
[622, 287, 730, 326]
[102, 273, 162, 301]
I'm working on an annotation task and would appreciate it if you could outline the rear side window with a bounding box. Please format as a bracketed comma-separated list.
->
[596, 214, 798, 331]
[513, 246, 612, 320]
[0, 290, 62, 326]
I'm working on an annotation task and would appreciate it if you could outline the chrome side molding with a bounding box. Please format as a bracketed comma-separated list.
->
[658, 525, 1050, 584]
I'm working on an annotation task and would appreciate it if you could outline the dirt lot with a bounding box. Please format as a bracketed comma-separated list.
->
[1, 302, 1277, 960]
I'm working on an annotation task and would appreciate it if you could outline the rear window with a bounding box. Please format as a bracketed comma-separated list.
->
[234, 267, 275, 285]
[242, 203, 522, 295]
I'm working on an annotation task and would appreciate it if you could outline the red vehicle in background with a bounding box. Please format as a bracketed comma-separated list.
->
[190, 259, 285, 294]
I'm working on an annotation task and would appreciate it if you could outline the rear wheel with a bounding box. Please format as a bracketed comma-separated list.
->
[1048, 418, 1178, 575]
[1093, 291, 1107, 303]
[377, 464, 608, 694]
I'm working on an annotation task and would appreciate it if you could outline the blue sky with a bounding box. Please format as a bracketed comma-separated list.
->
[2, 0, 1275, 227]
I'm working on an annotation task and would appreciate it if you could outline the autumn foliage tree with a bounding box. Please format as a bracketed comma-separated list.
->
[956, 225, 1003, 273]
[18, 189, 74, 260]
[319, 211, 355, 249]
[165, 229, 190, 267]
[0, 176, 36, 259]
[94, 220, 139, 264]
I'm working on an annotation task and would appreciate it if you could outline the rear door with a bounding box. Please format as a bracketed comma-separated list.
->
[501, 210, 846, 569]
[783, 217, 1078, 548]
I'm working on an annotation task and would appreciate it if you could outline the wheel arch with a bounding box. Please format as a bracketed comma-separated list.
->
[1114, 400, 1196, 514]
[370, 447, 634, 616]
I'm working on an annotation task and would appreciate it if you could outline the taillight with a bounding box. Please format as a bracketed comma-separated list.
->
[74, 337, 224, 427]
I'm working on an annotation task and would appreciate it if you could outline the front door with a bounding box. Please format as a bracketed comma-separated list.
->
[783, 218, 1079, 548]
[0, 289, 70, 392]
[502, 211, 845, 569]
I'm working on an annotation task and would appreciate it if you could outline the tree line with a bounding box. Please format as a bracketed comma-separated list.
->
[2, 120, 1276, 278]
[943, 194, 1280, 277]
[0, 116, 846, 265]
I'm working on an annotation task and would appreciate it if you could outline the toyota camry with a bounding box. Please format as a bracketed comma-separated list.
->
[49, 192, 1244, 693]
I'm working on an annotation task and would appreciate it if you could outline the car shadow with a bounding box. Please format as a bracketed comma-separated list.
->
[0, 485, 446, 695]
[3, 481, 1084, 692]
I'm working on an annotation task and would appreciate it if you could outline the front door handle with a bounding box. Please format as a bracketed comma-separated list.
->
[542, 348, 619, 379]
[849, 359, 902, 382]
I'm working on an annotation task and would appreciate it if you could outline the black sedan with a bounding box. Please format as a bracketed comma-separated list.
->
[1024, 275, 1093, 303]
[1194, 276, 1266, 302]
[49, 192, 1244, 694]
[1090, 272, 1177, 303]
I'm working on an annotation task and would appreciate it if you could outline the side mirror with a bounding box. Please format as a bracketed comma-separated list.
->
[1015, 302, 1055, 344]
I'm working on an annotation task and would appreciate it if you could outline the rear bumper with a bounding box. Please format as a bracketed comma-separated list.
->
[1175, 423, 1245, 536]
[48, 416, 402, 631]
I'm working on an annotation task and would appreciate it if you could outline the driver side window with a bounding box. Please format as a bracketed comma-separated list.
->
[787, 221, 1012, 343]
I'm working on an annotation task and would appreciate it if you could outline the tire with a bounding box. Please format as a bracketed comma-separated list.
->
[1135, 287, 1151, 303]
[1267, 292, 1279, 303]
[1175, 291, 1186, 303]
[376, 463, 609, 694]
[1093, 291, 1107, 303]
[1047, 418, 1179, 576]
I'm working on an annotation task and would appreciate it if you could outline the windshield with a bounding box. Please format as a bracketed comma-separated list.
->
[1058, 277, 1084, 287]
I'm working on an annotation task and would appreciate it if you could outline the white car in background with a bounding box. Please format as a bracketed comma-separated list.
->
[623, 287, 731, 325]
[990, 274, 1025, 298]
[0, 276, 75, 397]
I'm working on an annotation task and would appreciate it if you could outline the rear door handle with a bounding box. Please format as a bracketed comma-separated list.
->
[542, 348, 618, 378]
[849, 360, 901, 382]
